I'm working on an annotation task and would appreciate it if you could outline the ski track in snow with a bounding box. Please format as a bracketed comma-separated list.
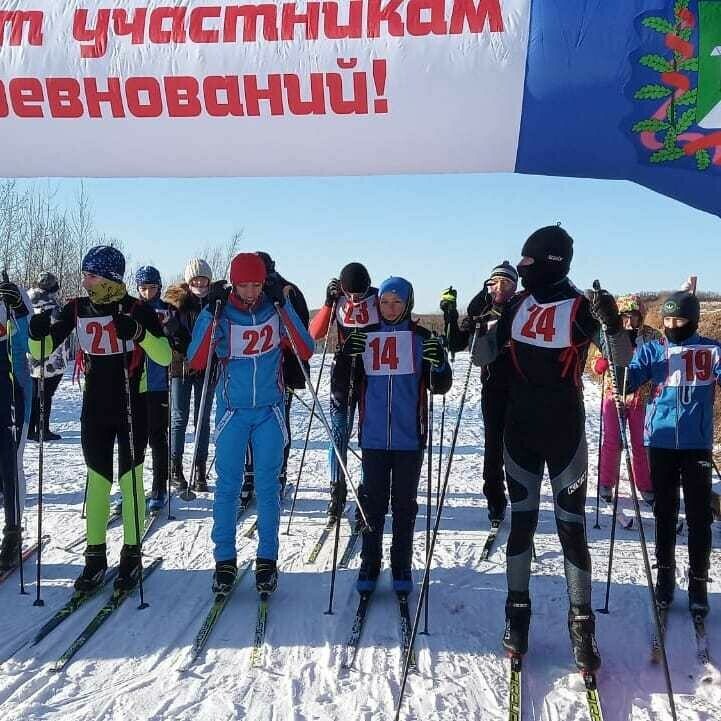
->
[1, 353, 720, 721]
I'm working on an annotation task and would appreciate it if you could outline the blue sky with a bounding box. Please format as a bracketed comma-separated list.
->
[39, 173, 721, 313]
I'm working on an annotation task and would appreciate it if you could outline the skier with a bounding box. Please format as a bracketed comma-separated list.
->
[28, 246, 171, 591]
[619, 290, 719, 618]
[135, 266, 190, 512]
[164, 259, 220, 492]
[309, 263, 380, 521]
[471, 225, 632, 672]
[240, 251, 310, 504]
[0, 279, 30, 570]
[440, 260, 519, 522]
[591, 294, 661, 506]
[348, 276, 452, 594]
[186, 253, 314, 595]
[27, 272, 67, 442]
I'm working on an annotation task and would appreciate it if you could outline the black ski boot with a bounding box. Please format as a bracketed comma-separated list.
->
[688, 575, 709, 618]
[502, 593, 531, 656]
[212, 558, 237, 595]
[328, 482, 347, 522]
[195, 460, 209, 493]
[0, 526, 22, 571]
[655, 564, 676, 608]
[170, 457, 187, 491]
[74, 544, 108, 592]
[256, 558, 278, 595]
[114, 544, 142, 592]
[568, 605, 602, 672]
[487, 497, 508, 524]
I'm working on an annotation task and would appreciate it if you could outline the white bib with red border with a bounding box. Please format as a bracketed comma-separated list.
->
[666, 344, 720, 387]
[229, 316, 281, 359]
[76, 316, 133, 355]
[336, 296, 380, 329]
[362, 331, 415, 376]
[511, 296, 576, 349]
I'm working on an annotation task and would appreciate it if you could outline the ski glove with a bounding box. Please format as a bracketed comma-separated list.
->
[439, 286, 457, 314]
[114, 314, 142, 341]
[422, 337, 445, 369]
[589, 289, 621, 334]
[162, 313, 181, 338]
[265, 278, 288, 307]
[0, 282, 24, 311]
[325, 278, 340, 307]
[206, 283, 230, 312]
[341, 330, 367, 356]
[29, 311, 52, 340]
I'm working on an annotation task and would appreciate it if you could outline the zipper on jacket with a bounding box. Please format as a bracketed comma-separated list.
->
[251, 310, 257, 407]
[387, 373, 392, 450]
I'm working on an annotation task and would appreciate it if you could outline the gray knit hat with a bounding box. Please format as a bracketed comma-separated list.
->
[489, 260, 518, 285]
[184, 258, 212, 284]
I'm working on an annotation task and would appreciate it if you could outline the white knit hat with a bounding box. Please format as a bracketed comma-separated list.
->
[184, 258, 212, 284]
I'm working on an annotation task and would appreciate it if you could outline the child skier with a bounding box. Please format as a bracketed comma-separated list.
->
[309, 263, 380, 520]
[621, 290, 719, 618]
[0, 279, 30, 570]
[186, 253, 314, 595]
[346, 276, 451, 595]
[135, 266, 190, 511]
[592, 294, 661, 506]
[28, 246, 171, 591]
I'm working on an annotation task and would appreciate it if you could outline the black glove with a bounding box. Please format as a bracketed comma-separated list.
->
[264, 278, 287, 306]
[589, 287, 621, 333]
[439, 286, 457, 315]
[422, 336, 444, 369]
[325, 278, 340, 307]
[114, 313, 141, 341]
[207, 283, 230, 313]
[29, 311, 52, 340]
[162, 313, 181, 337]
[341, 330, 367, 356]
[0, 282, 24, 311]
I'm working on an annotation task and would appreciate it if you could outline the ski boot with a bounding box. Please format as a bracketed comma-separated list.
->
[599, 485, 614, 503]
[487, 497, 508, 524]
[655, 564, 676, 608]
[148, 491, 167, 514]
[255, 558, 278, 595]
[170, 457, 187, 491]
[240, 476, 255, 506]
[392, 567, 413, 596]
[44, 427, 62, 441]
[326, 497, 346, 523]
[0, 526, 22, 571]
[194, 460, 209, 493]
[502, 593, 531, 656]
[114, 544, 142, 592]
[688, 575, 709, 618]
[74, 544, 108, 593]
[356, 560, 381, 595]
[568, 605, 602, 672]
[212, 558, 237, 595]
[640, 490, 656, 508]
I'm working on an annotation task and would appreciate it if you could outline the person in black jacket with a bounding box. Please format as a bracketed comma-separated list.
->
[240, 252, 311, 502]
[440, 261, 519, 523]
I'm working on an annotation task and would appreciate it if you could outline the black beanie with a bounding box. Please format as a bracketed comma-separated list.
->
[256, 251, 276, 274]
[518, 225, 574, 292]
[489, 260, 518, 285]
[662, 291, 700, 324]
[340, 262, 371, 295]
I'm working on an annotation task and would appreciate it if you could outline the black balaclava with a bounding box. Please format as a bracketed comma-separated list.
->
[662, 291, 700, 344]
[518, 225, 573, 294]
[340, 262, 371, 295]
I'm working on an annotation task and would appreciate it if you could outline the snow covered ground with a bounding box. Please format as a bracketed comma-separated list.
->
[1, 353, 720, 721]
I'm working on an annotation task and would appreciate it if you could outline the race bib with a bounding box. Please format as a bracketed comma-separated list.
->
[511, 296, 576, 349]
[76, 316, 133, 355]
[362, 331, 415, 376]
[229, 316, 280, 358]
[336, 296, 380, 329]
[666, 344, 720, 387]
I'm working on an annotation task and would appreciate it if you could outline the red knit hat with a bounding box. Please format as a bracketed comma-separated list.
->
[230, 253, 267, 285]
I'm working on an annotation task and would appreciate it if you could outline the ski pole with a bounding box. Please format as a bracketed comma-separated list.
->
[395, 323, 481, 719]
[597, 369, 628, 615]
[437, 323, 451, 507]
[167, 373, 176, 521]
[2, 284, 28, 596]
[120, 336, 148, 610]
[275, 303, 371, 530]
[593, 371, 605, 530]
[285, 300, 335, 535]
[33, 336, 46, 606]
[80, 473, 88, 519]
[419, 360, 434, 636]
[180, 300, 222, 502]
[591, 280, 677, 721]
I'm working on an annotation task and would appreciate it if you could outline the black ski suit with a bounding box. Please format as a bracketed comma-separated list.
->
[473, 279, 632, 608]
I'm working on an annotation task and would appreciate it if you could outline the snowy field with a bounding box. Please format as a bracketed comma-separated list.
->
[1, 352, 720, 721]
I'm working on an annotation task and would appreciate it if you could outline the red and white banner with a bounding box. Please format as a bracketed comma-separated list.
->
[0, 0, 530, 176]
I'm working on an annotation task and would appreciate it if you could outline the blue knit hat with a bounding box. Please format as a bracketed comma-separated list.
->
[135, 265, 162, 287]
[82, 245, 125, 283]
[378, 276, 414, 324]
